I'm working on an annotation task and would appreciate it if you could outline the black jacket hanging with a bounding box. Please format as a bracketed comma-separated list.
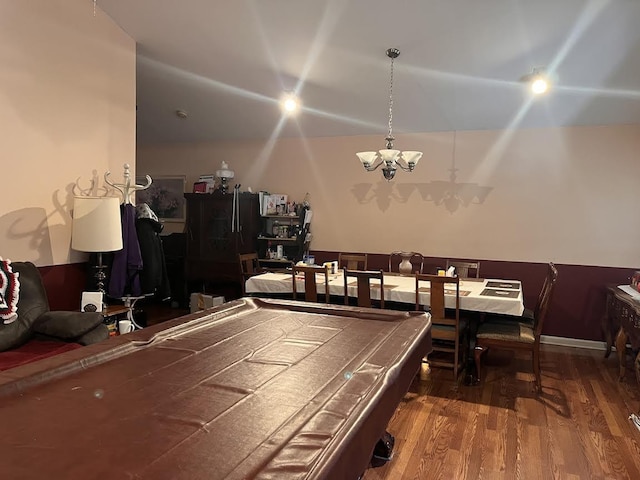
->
[135, 215, 171, 301]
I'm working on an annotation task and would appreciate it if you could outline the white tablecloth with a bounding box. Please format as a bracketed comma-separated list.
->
[245, 272, 525, 316]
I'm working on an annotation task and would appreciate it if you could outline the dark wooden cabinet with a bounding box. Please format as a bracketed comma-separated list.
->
[184, 192, 260, 298]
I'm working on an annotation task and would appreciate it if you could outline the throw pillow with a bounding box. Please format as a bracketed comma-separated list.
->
[33, 311, 104, 340]
[0, 258, 19, 325]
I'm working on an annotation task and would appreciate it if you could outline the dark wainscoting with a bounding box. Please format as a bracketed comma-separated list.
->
[38, 263, 88, 311]
[312, 251, 636, 342]
[38, 257, 636, 342]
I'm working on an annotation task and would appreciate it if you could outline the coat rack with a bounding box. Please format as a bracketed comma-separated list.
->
[104, 163, 152, 205]
[103, 163, 153, 332]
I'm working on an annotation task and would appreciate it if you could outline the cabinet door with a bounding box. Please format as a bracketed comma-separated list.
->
[185, 192, 260, 265]
[203, 197, 235, 260]
[235, 194, 260, 254]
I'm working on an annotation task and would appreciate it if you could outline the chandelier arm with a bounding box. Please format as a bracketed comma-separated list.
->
[396, 160, 416, 172]
[363, 159, 385, 172]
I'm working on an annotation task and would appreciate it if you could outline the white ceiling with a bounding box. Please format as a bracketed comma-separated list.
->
[98, 0, 640, 145]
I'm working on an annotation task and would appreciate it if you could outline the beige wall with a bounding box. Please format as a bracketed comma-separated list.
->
[0, 0, 135, 266]
[138, 124, 640, 268]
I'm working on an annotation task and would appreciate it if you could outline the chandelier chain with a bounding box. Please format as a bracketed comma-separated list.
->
[387, 54, 395, 144]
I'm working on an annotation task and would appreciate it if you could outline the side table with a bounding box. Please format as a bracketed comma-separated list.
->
[604, 285, 640, 384]
[103, 305, 130, 336]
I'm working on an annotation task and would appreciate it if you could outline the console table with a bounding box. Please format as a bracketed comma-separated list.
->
[603, 285, 640, 383]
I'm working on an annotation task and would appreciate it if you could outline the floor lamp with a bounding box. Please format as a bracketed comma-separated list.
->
[71, 196, 123, 309]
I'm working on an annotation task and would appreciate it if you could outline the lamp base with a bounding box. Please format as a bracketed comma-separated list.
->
[218, 177, 229, 194]
[92, 252, 108, 311]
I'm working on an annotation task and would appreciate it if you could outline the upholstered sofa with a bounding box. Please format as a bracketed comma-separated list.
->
[0, 261, 109, 371]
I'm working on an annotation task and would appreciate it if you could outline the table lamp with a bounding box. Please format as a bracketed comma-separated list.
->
[215, 161, 234, 194]
[71, 196, 123, 300]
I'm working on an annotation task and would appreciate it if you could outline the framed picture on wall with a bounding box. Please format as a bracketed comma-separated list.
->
[135, 175, 186, 222]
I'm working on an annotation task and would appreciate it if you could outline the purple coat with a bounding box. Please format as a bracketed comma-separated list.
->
[108, 204, 142, 298]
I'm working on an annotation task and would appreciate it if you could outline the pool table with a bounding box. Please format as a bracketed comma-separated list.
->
[0, 298, 431, 479]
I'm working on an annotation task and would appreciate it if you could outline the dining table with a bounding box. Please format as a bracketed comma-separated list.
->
[245, 270, 525, 316]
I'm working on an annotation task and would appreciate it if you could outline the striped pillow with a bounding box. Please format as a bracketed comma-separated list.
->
[0, 258, 20, 325]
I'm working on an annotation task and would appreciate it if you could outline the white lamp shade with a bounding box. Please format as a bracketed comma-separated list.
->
[356, 151, 378, 166]
[71, 196, 123, 253]
[379, 149, 400, 164]
[215, 168, 235, 179]
[402, 151, 423, 166]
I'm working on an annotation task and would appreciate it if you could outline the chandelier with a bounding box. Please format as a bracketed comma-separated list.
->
[357, 48, 423, 181]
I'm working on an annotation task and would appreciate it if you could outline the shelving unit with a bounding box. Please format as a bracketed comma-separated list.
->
[257, 213, 310, 268]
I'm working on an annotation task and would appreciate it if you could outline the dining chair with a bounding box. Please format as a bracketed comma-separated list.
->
[474, 262, 559, 391]
[292, 265, 330, 303]
[238, 252, 264, 295]
[338, 253, 368, 271]
[389, 251, 424, 274]
[445, 260, 481, 278]
[415, 274, 467, 379]
[343, 269, 384, 309]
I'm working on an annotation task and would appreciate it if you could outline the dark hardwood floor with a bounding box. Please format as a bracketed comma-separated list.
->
[364, 345, 640, 480]
[139, 302, 190, 326]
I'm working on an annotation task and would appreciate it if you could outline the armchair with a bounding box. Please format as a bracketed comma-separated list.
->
[0, 261, 108, 362]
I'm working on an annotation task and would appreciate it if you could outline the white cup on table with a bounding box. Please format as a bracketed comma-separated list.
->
[118, 320, 134, 335]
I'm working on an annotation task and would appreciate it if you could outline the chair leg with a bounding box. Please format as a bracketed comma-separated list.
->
[474, 345, 487, 382]
[463, 327, 470, 372]
[453, 341, 459, 380]
[533, 346, 541, 392]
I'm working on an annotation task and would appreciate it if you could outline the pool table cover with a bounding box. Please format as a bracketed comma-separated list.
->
[0, 298, 431, 479]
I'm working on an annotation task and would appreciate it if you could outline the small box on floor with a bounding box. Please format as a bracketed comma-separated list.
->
[190, 293, 225, 313]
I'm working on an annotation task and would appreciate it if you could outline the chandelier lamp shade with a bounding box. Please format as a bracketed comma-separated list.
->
[357, 48, 423, 181]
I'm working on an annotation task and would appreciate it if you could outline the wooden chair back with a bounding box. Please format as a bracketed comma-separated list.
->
[238, 252, 261, 295]
[343, 269, 384, 309]
[292, 265, 330, 303]
[415, 274, 460, 326]
[533, 262, 558, 338]
[445, 260, 481, 278]
[474, 262, 559, 390]
[415, 273, 464, 378]
[389, 251, 424, 274]
[338, 253, 368, 271]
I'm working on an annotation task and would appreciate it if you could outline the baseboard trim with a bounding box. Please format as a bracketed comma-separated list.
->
[541, 335, 607, 351]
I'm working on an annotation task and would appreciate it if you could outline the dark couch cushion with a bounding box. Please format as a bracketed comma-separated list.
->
[75, 324, 110, 345]
[12, 262, 50, 320]
[0, 261, 49, 351]
[0, 339, 83, 371]
[0, 320, 31, 352]
[33, 311, 104, 340]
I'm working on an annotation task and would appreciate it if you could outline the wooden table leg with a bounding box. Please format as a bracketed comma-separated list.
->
[602, 313, 613, 359]
[615, 326, 628, 381]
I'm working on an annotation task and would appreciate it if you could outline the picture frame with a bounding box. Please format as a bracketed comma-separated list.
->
[135, 175, 186, 222]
